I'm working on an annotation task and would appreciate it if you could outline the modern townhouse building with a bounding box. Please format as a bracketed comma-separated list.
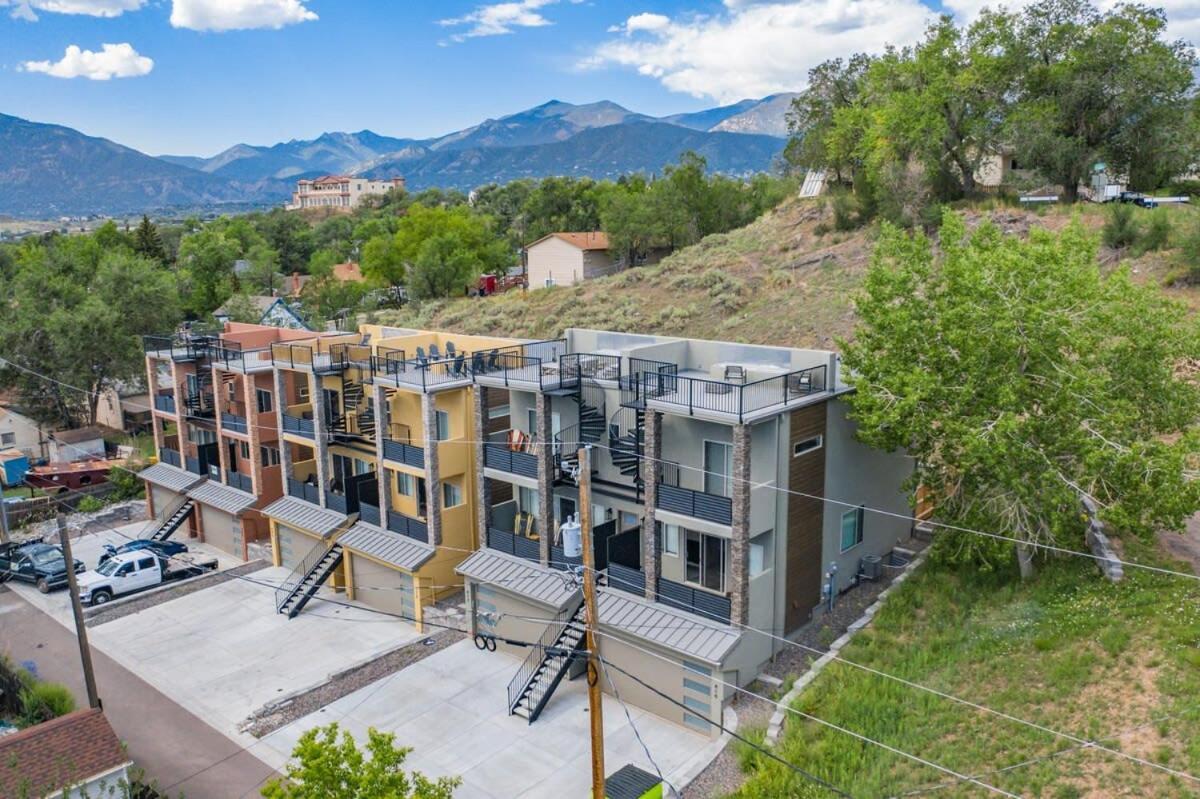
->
[456, 329, 914, 734]
[262, 326, 521, 624]
[139, 323, 323, 559]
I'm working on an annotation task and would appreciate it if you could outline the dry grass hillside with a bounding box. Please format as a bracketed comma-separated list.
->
[376, 198, 1200, 345]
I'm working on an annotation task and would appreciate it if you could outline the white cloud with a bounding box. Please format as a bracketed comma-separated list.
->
[1, 0, 144, 21]
[943, 0, 1196, 44]
[589, 0, 932, 104]
[440, 0, 579, 44]
[169, 0, 317, 32]
[21, 42, 154, 80]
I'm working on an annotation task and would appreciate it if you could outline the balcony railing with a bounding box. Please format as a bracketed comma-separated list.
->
[359, 502, 381, 527]
[287, 478, 321, 505]
[381, 439, 424, 468]
[635, 364, 828, 422]
[282, 414, 316, 438]
[606, 562, 646, 596]
[153, 394, 176, 414]
[211, 344, 273, 372]
[185, 456, 204, 476]
[656, 483, 733, 526]
[370, 353, 472, 391]
[487, 527, 541, 562]
[221, 412, 248, 435]
[158, 447, 182, 468]
[326, 492, 348, 514]
[226, 469, 253, 493]
[656, 577, 731, 624]
[483, 431, 539, 479]
[387, 510, 428, 543]
[271, 342, 351, 374]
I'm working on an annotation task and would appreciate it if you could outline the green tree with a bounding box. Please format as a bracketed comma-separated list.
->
[372, 204, 508, 298]
[843, 211, 1200, 574]
[177, 229, 240, 317]
[360, 233, 406, 288]
[133, 215, 167, 265]
[256, 210, 316, 274]
[406, 232, 487, 300]
[785, 54, 873, 182]
[243, 243, 283, 295]
[261, 723, 459, 799]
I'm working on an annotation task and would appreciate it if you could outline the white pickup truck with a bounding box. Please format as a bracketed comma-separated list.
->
[78, 549, 218, 606]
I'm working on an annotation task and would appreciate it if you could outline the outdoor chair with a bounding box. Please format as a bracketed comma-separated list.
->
[486, 349, 499, 371]
[453, 353, 466, 376]
[788, 372, 813, 395]
[471, 352, 485, 374]
[724, 365, 747, 383]
[445, 341, 457, 357]
[429, 343, 441, 360]
[415, 345, 427, 362]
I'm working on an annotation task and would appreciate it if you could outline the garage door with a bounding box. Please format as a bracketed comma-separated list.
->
[351, 556, 414, 619]
[472, 584, 562, 660]
[275, 525, 317, 571]
[200, 506, 238, 556]
[600, 636, 719, 737]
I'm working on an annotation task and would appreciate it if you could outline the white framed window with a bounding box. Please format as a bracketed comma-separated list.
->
[239, 441, 250, 459]
[662, 523, 680, 556]
[296, 382, 310, 403]
[443, 481, 463, 508]
[685, 529, 727, 593]
[703, 440, 732, 497]
[518, 485, 538, 513]
[749, 530, 772, 577]
[396, 472, 414, 496]
[793, 435, 823, 457]
[435, 410, 451, 441]
[260, 446, 280, 467]
[256, 388, 273, 413]
[840, 506, 865, 552]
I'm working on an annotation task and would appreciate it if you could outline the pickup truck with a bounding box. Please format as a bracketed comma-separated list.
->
[98, 539, 188, 566]
[0, 540, 85, 593]
[77, 549, 219, 606]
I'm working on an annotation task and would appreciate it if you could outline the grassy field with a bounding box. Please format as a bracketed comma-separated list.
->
[731, 538, 1200, 798]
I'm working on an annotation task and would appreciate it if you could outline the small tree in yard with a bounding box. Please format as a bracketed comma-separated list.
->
[261, 723, 459, 799]
[843, 211, 1200, 574]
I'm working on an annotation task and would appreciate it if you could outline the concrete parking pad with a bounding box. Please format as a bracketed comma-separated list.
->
[258, 640, 724, 798]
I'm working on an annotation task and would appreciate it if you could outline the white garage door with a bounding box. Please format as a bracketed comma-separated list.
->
[275, 525, 317, 571]
[200, 506, 237, 556]
[351, 557, 414, 619]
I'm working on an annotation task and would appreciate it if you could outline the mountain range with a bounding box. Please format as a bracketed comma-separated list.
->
[0, 94, 797, 219]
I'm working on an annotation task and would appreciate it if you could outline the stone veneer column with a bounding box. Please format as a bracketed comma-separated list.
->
[421, 392, 443, 546]
[309, 372, 330, 506]
[472, 387, 490, 549]
[729, 423, 752, 626]
[147, 356, 164, 455]
[534, 391, 554, 565]
[372, 385, 392, 522]
[641, 411, 663, 600]
[213, 366, 230, 479]
[272, 368, 294, 490]
[244, 375, 262, 496]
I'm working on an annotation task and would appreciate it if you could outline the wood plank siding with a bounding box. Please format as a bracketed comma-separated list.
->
[785, 402, 826, 632]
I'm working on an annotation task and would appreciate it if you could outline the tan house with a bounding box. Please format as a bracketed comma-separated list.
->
[287, 176, 406, 211]
[525, 232, 622, 290]
[0, 406, 51, 461]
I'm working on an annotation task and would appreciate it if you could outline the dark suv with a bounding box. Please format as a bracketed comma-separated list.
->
[0, 541, 86, 593]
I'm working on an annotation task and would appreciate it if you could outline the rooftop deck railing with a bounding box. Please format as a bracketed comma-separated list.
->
[636, 363, 828, 422]
[368, 350, 471, 391]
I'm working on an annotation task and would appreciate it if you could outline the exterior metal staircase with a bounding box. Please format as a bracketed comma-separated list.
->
[331, 373, 375, 440]
[507, 600, 587, 723]
[555, 379, 605, 480]
[275, 540, 345, 619]
[149, 498, 195, 542]
[608, 407, 645, 486]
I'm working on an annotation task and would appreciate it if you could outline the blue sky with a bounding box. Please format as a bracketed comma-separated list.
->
[0, 0, 1195, 157]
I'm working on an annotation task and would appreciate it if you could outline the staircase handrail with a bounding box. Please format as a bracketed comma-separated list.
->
[506, 597, 582, 714]
[276, 539, 330, 613]
[144, 494, 191, 539]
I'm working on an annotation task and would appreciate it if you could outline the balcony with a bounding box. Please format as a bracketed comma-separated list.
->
[158, 447, 182, 468]
[486, 527, 540, 562]
[382, 438, 424, 469]
[326, 492, 348, 514]
[282, 413, 316, 439]
[144, 333, 217, 363]
[387, 510, 428, 543]
[185, 456, 204, 476]
[632, 364, 828, 423]
[656, 577, 731, 624]
[153, 394, 176, 414]
[221, 412, 248, 435]
[271, 342, 353, 374]
[368, 352, 472, 393]
[287, 478, 321, 505]
[483, 430, 539, 479]
[225, 469, 253, 493]
[655, 483, 733, 526]
[359, 501, 381, 527]
[210, 345, 273, 373]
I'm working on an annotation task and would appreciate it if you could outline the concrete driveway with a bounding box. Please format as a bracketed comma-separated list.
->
[257, 640, 725, 799]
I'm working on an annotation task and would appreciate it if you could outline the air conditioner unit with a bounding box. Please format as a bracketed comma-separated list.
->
[859, 554, 882, 581]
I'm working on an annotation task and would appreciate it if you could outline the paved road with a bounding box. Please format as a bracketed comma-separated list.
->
[0, 585, 279, 798]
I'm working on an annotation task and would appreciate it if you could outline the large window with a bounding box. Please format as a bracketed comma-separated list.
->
[1, 432, 14, 446]
[685, 530, 726, 593]
[518, 485, 538, 514]
[443, 481, 463, 508]
[256, 388, 273, 414]
[703, 440, 732, 497]
[435, 410, 451, 441]
[840, 507, 865, 552]
[661, 523, 680, 556]
[396, 472, 414, 496]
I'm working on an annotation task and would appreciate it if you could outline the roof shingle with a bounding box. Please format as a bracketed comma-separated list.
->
[0, 709, 131, 798]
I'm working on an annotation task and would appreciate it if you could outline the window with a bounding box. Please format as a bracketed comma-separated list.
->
[840, 506, 865, 552]
[260, 446, 280, 467]
[1, 432, 14, 446]
[683, 712, 710, 732]
[488, 403, 510, 420]
[396, 472, 414, 496]
[240, 441, 250, 459]
[544, 277, 556, 288]
[793, 435, 823, 457]
[226, 381, 237, 402]
[256, 388, 273, 414]
[443, 481, 463, 508]
[137, 557, 156, 570]
[685, 530, 726, 593]
[662, 523, 680, 556]
[518, 485, 538, 514]
[703, 441, 732, 497]
[435, 410, 451, 441]
[296, 382, 310, 403]
[749, 531, 772, 577]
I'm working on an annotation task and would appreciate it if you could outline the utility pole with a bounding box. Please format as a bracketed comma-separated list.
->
[0, 494, 9, 544]
[578, 445, 606, 799]
[57, 515, 100, 709]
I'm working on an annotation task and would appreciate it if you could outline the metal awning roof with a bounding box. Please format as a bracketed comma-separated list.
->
[597, 587, 741, 665]
[455, 549, 579, 610]
[139, 463, 205, 494]
[188, 480, 256, 516]
[338, 522, 435, 572]
[261, 496, 347, 538]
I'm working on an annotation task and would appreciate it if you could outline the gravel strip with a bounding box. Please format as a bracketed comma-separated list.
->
[682, 688, 773, 799]
[84, 560, 271, 627]
[240, 629, 465, 738]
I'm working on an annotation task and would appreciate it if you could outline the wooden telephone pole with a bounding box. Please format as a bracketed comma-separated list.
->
[57, 515, 101, 709]
[578, 445, 606, 799]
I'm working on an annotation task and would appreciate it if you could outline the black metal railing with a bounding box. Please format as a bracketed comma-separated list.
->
[282, 414, 316, 438]
[483, 431, 539, 479]
[185, 456, 204, 476]
[487, 528, 541, 562]
[657, 577, 731, 624]
[221, 412, 248, 434]
[370, 352, 471, 391]
[635, 364, 827, 421]
[387, 510, 428, 543]
[382, 439, 425, 468]
[153, 394, 176, 414]
[158, 447, 182, 468]
[656, 483, 733, 525]
[325, 492, 348, 514]
[287, 478, 321, 505]
[275, 539, 327, 613]
[621, 358, 679, 407]
[226, 469, 253, 492]
[606, 562, 646, 596]
[359, 502, 381, 527]
[506, 598, 580, 715]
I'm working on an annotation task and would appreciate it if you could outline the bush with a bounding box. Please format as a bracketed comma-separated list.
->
[1136, 209, 1171, 253]
[1178, 216, 1200, 283]
[0, 654, 34, 716]
[108, 465, 145, 501]
[1102, 203, 1139, 249]
[831, 191, 862, 232]
[76, 495, 106, 513]
[19, 681, 76, 726]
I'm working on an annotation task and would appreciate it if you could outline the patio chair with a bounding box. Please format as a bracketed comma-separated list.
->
[724, 365, 747, 384]
[788, 372, 813, 395]
[486, 349, 499, 371]
[415, 345, 427, 363]
[429, 343, 441, 360]
[471, 352, 485, 374]
[453, 353, 466, 376]
[445, 341, 456, 357]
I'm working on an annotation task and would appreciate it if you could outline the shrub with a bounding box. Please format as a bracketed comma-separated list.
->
[19, 681, 76, 726]
[1178, 215, 1200, 283]
[76, 495, 106, 513]
[0, 654, 34, 716]
[108, 465, 145, 501]
[1102, 203, 1139, 249]
[1136, 209, 1171, 253]
[831, 191, 861, 232]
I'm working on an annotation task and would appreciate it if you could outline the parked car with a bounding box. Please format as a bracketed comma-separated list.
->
[98, 539, 188, 566]
[0, 540, 85, 593]
[78, 550, 218, 606]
